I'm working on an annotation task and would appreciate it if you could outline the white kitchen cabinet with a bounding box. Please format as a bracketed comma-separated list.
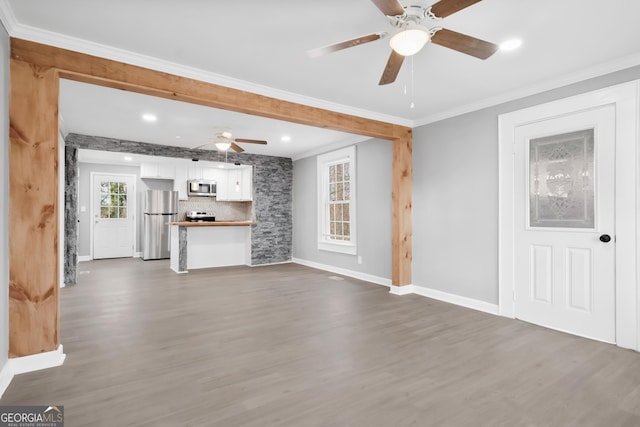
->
[224, 166, 252, 201]
[241, 166, 253, 200]
[201, 168, 219, 181]
[141, 162, 175, 179]
[187, 166, 203, 180]
[173, 160, 189, 200]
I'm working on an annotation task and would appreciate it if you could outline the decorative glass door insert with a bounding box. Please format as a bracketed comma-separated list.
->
[529, 129, 595, 229]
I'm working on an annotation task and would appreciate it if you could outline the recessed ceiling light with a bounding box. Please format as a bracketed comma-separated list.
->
[500, 39, 522, 51]
[142, 113, 157, 122]
[281, 135, 291, 142]
[123, 156, 133, 161]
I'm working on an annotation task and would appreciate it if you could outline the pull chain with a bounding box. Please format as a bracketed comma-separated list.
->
[410, 55, 415, 109]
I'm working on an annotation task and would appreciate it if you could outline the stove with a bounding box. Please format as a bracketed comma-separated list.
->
[185, 211, 216, 222]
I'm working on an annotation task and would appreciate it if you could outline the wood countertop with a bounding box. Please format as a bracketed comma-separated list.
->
[170, 221, 256, 227]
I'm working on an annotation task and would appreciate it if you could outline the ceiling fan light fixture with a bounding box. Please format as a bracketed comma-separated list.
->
[389, 25, 430, 57]
[215, 141, 232, 151]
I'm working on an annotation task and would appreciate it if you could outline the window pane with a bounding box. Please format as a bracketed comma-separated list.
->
[330, 221, 335, 237]
[110, 182, 119, 193]
[343, 163, 350, 181]
[110, 194, 119, 207]
[100, 195, 110, 206]
[329, 183, 337, 201]
[344, 182, 350, 201]
[335, 204, 343, 222]
[343, 222, 350, 240]
[343, 203, 350, 221]
[335, 222, 343, 240]
[336, 163, 343, 182]
[100, 207, 109, 218]
[119, 195, 127, 206]
[120, 207, 128, 218]
[119, 182, 127, 194]
[109, 207, 118, 218]
[100, 182, 109, 193]
[336, 183, 343, 201]
[329, 204, 335, 221]
[329, 164, 336, 183]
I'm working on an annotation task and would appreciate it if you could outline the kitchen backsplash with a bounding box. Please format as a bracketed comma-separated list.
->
[178, 197, 252, 221]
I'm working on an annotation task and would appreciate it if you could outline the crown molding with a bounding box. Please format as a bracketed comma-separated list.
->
[0, 4, 412, 129]
[414, 51, 640, 127]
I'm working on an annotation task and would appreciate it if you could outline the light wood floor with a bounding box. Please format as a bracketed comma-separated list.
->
[2, 259, 640, 426]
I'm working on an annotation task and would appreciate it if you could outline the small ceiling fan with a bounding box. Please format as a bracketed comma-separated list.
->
[308, 0, 499, 85]
[192, 129, 267, 153]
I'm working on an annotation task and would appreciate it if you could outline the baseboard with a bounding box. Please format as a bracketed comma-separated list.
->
[78, 255, 91, 262]
[389, 284, 414, 295]
[0, 360, 13, 399]
[9, 345, 66, 375]
[250, 260, 293, 267]
[170, 266, 188, 274]
[412, 285, 499, 315]
[292, 258, 391, 287]
[134, 252, 143, 258]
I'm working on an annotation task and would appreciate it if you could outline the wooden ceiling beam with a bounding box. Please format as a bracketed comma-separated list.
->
[11, 38, 407, 141]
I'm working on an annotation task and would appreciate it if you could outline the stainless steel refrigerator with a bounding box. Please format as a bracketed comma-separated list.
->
[143, 190, 179, 260]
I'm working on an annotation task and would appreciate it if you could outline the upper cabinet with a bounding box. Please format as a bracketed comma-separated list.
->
[221, 166, 253, 201]
[144, 157, 252, 202]
[140, 162, 175, 179]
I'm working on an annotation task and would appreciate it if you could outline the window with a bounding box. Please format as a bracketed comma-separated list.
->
[99, 180, 128, 219]
[317, 146, 356, 254]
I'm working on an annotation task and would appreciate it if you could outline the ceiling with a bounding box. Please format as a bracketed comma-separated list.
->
[3, 0, 640, 159]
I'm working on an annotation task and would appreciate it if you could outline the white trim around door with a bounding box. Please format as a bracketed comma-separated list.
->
[498, 81, 639, 351]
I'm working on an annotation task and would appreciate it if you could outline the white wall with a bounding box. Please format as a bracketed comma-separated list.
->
[0, 21, 10, 388]
[413, 65, 640, 305]
[292, 138, 392, 281]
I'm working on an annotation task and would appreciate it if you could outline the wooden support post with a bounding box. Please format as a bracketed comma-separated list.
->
[9, 59, 60, 357]
[392, 127, 413, 286]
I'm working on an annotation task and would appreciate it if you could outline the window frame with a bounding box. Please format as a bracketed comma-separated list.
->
[317, 146, 357, 255]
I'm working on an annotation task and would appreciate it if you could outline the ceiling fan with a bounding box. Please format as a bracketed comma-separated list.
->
[192, 129, 267, 153]
[308, 0, 499, 85]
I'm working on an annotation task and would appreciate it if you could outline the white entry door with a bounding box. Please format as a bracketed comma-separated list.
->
[93, 174, 135, 259]
[513, 105, 615, 343]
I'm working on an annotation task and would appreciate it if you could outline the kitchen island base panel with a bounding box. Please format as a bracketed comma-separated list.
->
[187, 226, 250, 269]
[170, 224, 251, 272]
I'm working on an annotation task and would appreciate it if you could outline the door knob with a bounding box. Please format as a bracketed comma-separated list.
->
[599, 234, 612, 243]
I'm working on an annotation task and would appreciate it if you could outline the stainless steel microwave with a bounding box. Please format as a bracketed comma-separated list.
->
[187, 180, 216, 197]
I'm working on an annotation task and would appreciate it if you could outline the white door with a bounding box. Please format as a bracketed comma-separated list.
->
[93, 174, 135, 259]
[513, 105, 615, 343]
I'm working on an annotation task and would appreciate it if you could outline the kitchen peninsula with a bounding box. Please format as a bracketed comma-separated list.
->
[169, 221, 256, 273]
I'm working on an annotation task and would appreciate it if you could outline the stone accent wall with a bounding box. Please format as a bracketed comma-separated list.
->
[65, 133, 292, 272]
[64, 146, 78, 284]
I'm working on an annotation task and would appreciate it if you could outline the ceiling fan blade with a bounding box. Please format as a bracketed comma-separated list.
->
[191, 142, 213, 150]
[234, 138, 268, 145]
[307, 32, 388, 58]
[429, 0, 482, 18]
[379, 50, 405, 85]
[430, 28, 498, 59]
[230, 143, 245, 153]
[370, 0, 404, 16]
